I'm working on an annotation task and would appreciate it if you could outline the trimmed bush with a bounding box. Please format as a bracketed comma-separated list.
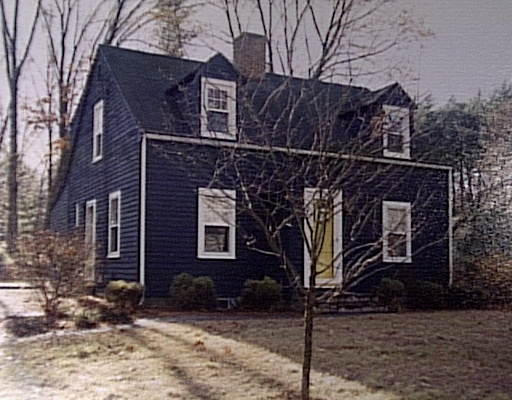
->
[240, 276, 282, 311]
[375, 278, 405, 312]
[74, 309, 100, 329]
[169, 273, 217, 310]
[405, 280, 446, 310]
[445, 285, 490, 310]
[105, 280, 143, 312]
[456, 258, 512, 308]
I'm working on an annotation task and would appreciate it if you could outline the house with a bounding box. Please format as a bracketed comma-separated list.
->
[50, 33, 452, 299]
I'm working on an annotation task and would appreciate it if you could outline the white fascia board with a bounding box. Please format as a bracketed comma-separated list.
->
[144, 132, 452, 172]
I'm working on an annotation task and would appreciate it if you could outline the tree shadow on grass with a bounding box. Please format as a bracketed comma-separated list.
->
[4, 316, 50, 337]
[183, 312, 512, 400]
[124, 324, 325, 400]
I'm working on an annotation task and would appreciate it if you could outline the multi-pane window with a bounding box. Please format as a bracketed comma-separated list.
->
[85, 199, 97, 280]
[92, 100, 103, 162]
[201, 78, 236, 140]
[382, 105, 410, 159]
[108, 191, 121, 258]
[207, 87, 229, 133]
[197, 188, 236, 259]
[382, 201, 412, 263]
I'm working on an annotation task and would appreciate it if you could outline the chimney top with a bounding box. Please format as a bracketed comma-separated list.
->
[233, 32, 266, 79]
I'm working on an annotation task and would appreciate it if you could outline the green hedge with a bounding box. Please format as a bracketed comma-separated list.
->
[375, 278, 405, 311]
[169, 273, 217, 310]
[240, 276, 282, 311]
[104, 280, 143, 312]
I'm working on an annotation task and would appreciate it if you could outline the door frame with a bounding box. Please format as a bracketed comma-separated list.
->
[85, 199, 97, 281]
[303, 188, 343, 288]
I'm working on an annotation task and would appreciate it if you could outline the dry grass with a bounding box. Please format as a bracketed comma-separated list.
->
[1, 311, 511, 399]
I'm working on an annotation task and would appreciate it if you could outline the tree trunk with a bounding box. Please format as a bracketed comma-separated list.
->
[7, 84, 18, 253]
[301, 264, 316, 400]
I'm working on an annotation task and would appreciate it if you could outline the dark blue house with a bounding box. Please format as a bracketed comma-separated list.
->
[50, 33, 453, 299]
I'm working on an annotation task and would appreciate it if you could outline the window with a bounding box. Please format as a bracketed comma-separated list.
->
[197, 188, 236, 259]
[85, 199, 97, 280]
[303, 189, 343, 287]
[92, 100, 103, 162]
[201, 77, 236, 140]
[382, 201, 412, 263]
[108, 191, 121, 258]
[382, 105, 410, 159]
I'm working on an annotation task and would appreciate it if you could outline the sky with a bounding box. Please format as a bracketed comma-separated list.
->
[2, 0, 512, 166]
[185, 0, 512, 105]
[408, 0, 512, 104]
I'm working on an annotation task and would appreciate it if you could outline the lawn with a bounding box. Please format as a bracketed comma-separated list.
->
[1, 310, 511, 399]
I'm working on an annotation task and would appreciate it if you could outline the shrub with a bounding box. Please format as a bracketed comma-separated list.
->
[15, 231, 90, 325]
[105, 280, 143, 312]
[405, 280, 446, 310]
[456, 258, 512, 308]
[77, 295, 133, 324]
[74, 309, 100, 329]
[445, 285, 490, 310]
[169, 273, 217, 310]
[240, 276, 282, 311]
[375, 278, 405, 311]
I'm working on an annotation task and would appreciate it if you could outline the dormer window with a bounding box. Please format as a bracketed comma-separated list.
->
[382, 105, 410, 159]
[201, 77, 236, 140]
[92, 100, 104, 162]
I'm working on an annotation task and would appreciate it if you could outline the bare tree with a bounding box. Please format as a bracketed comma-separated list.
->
[23, 0, 153, 222]
[181, 78, 448, 398]
[222, 0, 429, 80]
[0, 0, 42, 252]
[198, 4, 434, 399]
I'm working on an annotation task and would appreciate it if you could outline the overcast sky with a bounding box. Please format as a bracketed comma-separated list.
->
[187, 0, 512, 105]
[2, 0, 512, 165]
[408, 0, 512, 104]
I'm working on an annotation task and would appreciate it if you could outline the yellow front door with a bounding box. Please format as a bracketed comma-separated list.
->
[315, 202, 334, 280]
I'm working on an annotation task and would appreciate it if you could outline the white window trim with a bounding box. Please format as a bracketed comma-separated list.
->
[92, 100, 104, 163]
[75, 203, 80, 227]
[382, 105, 410, 160]
[107, 190, 121, 259]
[85, 199, 97, 281]
[200, 77, 237, 140]
[303, 188, 343, 288]
[197, 188, 236, 259]
[382, 200, 412, 263]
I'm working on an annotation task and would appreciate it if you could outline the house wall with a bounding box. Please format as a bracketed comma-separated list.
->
[50, 52, 141, 283]
[143, 138, 450, 298]
[144, 140, 288, 297]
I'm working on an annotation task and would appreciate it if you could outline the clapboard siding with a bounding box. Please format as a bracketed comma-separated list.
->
[50, 49, 141, 283]
[144, 139, 450, 297]
[144, 140, 286, 297]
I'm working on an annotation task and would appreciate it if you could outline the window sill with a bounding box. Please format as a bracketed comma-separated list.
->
[200, 130, 237, 141]
[383, 256, 412, 263]
[197, 252, 236, 260]
[383, 150, 410, 160]
[107, 253, 120, 259]
[92, 156, 103, 163]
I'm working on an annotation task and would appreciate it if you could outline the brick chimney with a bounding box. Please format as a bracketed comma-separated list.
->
[233, 32, 266, 79]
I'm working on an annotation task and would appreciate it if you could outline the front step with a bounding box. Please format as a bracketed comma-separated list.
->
[316, 292, 386, 313]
